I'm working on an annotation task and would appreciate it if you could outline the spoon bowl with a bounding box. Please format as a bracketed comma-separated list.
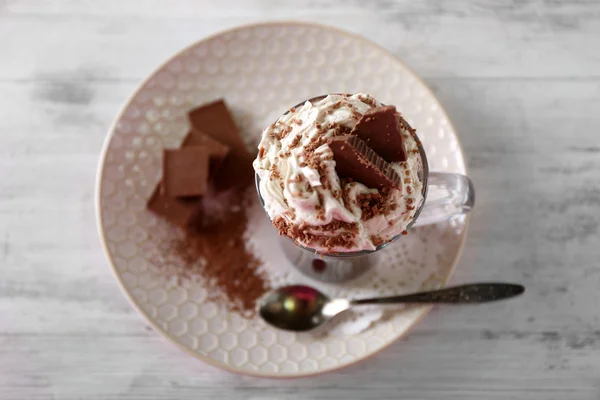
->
[258, 285, 340, 332]
[259, 283, 525, 332]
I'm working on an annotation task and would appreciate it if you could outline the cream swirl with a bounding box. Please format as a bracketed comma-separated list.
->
[253, 94, 423, 253]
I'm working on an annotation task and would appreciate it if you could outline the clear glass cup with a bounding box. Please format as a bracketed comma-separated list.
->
[255, 95, 475, 282]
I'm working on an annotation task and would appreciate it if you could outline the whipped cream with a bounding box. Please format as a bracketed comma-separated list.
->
[253, 94, 423, 253]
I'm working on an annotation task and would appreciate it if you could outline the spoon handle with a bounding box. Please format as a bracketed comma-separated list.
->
[350, 283, 525, 305]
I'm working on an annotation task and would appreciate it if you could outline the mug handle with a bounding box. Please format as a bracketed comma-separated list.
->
[413, 172, 475, 227]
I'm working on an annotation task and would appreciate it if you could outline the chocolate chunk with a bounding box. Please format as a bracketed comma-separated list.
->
[147, 100, 254, 230]
[162, 147, 210, 197]
[182, 129, 229, 175]
[182, 129, 229, 157]
[351, 105, 408, 162]
[211, 153, 254, 191]
[188, 100, 254, 189]
[188, 100, 249, 158]
[328, 135, 402, 190]
[146, 186, 203, 229]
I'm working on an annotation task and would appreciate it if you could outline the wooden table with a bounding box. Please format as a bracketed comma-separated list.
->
[2, 1, 599, 399]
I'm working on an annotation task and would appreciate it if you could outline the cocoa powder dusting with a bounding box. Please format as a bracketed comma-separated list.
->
[151, 194, 269, 317]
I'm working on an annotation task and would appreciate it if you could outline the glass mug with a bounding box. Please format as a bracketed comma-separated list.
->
[256, 95, 475, 282]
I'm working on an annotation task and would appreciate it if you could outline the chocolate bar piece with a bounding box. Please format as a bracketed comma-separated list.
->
[188, 100, 254, 189]
[147, 99, 254, 231]
[351, 106, 408, 162]
[188, 100, 250, 158]
[182, 129, 229, 175]
[188, 100, 254, 190]
[146, 186, 203, 229]
[182, 129, 229, 157]
[162, 147, 210, 197]
[328, 135, 402, 189]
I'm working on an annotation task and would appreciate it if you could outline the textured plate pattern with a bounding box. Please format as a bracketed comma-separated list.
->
[97, 22, 467, 377]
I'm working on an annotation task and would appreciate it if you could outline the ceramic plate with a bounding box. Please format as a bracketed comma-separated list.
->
[96, 22, 468, 377]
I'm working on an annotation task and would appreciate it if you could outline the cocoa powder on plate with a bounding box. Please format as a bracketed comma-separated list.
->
[151, 192, 269, 317]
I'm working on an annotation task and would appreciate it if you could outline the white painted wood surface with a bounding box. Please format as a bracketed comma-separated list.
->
[1, 0, 599, 398]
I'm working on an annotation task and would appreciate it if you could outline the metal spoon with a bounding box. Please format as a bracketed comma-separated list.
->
[259, 283, 525, 332]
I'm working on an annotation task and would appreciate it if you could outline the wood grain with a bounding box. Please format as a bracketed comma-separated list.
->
[1, 0, 599, 399]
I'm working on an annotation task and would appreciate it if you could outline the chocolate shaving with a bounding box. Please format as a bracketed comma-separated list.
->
[357, 192, 384, 220]
[332, 124, 353, 137]
[288, 134, 302, 149]
[358, 95, 377, 107]
[273, 217, 357, 252]
[370, 235, 385, 247]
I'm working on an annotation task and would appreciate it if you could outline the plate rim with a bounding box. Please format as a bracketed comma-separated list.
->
[95, 20, 470, 378]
